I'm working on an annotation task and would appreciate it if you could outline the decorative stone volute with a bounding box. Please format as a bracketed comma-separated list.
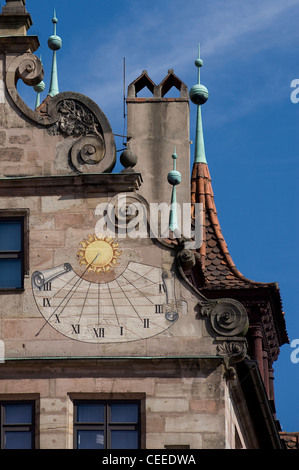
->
[201, 297, 249, 377]
[0, 2, 116, 177]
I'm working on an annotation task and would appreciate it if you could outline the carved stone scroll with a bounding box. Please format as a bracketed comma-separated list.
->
[6, 53, 45, 125]
[5, 52, 116, 173]
[201, 298, 249, 379]
[202, 298, 249, 337]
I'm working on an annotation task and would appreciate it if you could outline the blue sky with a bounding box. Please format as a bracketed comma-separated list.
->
[20, 0, 299, 432]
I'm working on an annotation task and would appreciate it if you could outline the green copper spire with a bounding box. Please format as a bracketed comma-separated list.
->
[33, 55, 45, 109]
[48, 9, 62, 97]
[167, 147, 182, 233]
[189, 44, 209, 164]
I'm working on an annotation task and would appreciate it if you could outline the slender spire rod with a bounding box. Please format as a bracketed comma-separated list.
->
[48, 9, 62, 97]
[189, 44, 209, 164]
[168, 146, 182, 233]
[33, 55, 45, 109]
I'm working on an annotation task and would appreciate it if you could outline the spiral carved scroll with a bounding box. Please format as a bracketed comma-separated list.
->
[5, 52, 116, 173]
[70, 134, 106, 173]
[202, 298, 249, 337]
[15, 55, 44, 86]
[104, 193, 150, 237]
[6, 53, 46, 125]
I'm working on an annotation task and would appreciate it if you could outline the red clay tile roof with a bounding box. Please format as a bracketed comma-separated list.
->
[280, 432, 299, 449]
[191, 161, 278, 290]
[189, 160, 288, 347]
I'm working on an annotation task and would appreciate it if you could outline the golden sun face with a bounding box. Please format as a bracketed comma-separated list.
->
[77, 234, 122, 274]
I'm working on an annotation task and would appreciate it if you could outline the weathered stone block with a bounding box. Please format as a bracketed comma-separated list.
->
[146, 397, 189, 413]
[0, 146, 24, 161]
[189, 398, 218, 413]
[30, 230, 65, 248]
[54, 213, 84, 229]
[165, 413, 223, 433]
[9, 135, 31, 144]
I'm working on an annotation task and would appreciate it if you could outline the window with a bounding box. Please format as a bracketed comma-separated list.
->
[74, 401, 141, 449]
[0, 213, 28, 289]
[0, 401, 35, 449]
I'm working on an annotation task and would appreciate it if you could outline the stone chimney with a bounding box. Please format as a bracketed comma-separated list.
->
[126, 69, 191, 208]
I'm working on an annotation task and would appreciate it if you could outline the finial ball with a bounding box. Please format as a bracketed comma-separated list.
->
[120, 149, 138, 168]
[33, 80, 46, 93]
[195, 58, 203, 68]
[48, 35, 62, 51]
[189, 84, 209, 105]
[168, 170, 181, 186]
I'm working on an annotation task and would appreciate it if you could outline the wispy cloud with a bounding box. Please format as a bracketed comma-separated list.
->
[75, 0, 299, 112]
[21, 0, 299, 129]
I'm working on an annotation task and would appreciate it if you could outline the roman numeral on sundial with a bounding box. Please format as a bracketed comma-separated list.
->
[93, 327, 105, 338]
[71, 324, 80, 334]
[43, 298, 51, 307]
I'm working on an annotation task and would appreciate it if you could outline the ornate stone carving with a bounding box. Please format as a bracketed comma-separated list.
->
[216, 338, 248, 381]
[105, 193, 150, 238]
[5, 53, 45, 124]
[217, 339, 247, 361]
[47, 99, 108, 174]
[47, 93, 116, 174]
[70, 134, 106, 174]
[201, 298, 249, 378]
[47, 99, 102, 138]
[176, 248, 196, 270]
[15, 54, 43, 87]
[5, 52, 116, 174]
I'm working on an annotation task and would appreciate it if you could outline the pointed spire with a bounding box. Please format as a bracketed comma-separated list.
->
[168, 146, 182, 233]
[47, 9, 62, 97]
[189, 44, 209, 164]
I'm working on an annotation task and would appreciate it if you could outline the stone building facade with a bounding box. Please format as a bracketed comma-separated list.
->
[0, 1, 288, 449]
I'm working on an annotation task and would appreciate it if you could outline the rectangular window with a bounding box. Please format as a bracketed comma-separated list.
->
[0, 214, 27, 289]
[0, 401, 35, 449]
[74, 400, 141, 449]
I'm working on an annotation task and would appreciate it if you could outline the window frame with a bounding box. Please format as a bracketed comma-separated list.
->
[0, 210, 29, 291]
[73, 399, 141, 449]
[0, 400, 35, 449]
